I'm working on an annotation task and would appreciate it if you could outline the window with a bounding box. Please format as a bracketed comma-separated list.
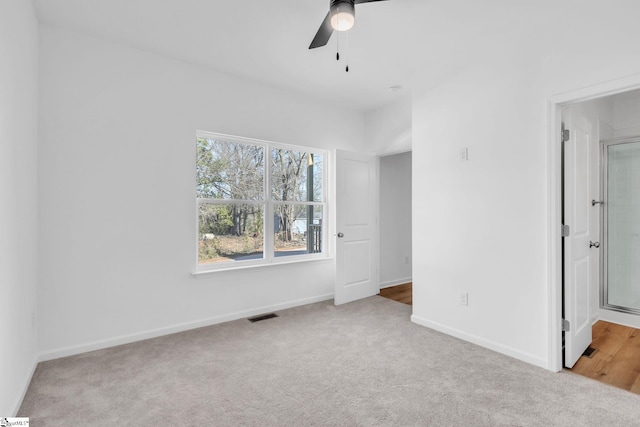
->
[196, 132, 327, 271]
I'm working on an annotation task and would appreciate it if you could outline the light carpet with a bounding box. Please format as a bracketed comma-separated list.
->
[19, 296, 640, 426]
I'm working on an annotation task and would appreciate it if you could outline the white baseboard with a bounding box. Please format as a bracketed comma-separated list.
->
[410, 314, 548, 370]
[12, 356, 38, 416]
[39, 293, 334, 362]
[598, 308, 640, 329]
[379, 277, 412, 289]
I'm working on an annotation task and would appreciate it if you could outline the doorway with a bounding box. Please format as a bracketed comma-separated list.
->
[551, 81, 640, 378]
[378, 151, 412, 301]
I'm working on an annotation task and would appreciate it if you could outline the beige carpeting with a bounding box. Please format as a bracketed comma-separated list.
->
[19, 296, 640, 426]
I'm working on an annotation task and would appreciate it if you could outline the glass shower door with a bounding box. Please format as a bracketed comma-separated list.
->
[603, 137, 640, 314]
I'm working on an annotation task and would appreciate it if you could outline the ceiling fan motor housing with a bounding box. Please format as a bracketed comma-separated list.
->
[331, 0, 356, 7]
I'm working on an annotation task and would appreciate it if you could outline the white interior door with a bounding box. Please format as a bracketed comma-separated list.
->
[563, 106, 594, 368]
[334, 150, 379, 305]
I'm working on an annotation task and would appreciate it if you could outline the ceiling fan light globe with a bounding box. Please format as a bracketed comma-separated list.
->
[330, 2, 355, 32]
[330, 11, 355, 31]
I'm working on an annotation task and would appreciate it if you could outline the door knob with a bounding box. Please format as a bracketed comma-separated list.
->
[590, 241, 600, 248]
[336, 232, 344, 238]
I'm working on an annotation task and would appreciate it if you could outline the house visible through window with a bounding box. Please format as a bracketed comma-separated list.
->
[196, 132, 327, 270]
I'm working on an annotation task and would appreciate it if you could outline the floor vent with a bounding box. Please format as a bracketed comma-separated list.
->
[248, 313, 279, 323]
[582, 346, 597, 358]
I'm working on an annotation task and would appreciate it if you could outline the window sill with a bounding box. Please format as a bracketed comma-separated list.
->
[191, 254, 333, 277]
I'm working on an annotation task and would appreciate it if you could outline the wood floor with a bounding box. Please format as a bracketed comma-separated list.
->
[570, 321, 640, 394]
[379, 283, 412, 305]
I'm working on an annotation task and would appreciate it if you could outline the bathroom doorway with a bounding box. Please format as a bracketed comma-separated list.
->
[559, 87, 640, 389]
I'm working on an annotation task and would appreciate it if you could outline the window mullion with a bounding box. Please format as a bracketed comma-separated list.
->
[264, 147, 273, 263]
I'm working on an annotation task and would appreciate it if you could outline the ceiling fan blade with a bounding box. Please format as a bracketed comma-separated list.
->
[354, 0, 389, 3]
[309, 11, 333, 49]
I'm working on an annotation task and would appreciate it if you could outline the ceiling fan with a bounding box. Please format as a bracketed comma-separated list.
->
[309, 0, 389, 50]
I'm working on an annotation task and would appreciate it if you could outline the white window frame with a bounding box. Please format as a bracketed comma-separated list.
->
[195, 131, 329, 273]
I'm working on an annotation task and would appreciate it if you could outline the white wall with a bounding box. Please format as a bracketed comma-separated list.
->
[411, 2, 640, 369]
[613, 89, 640, 138]
[411, 59, 550, 367]
[0, 0, 39, 416]
[365, 96, 412, 156]
[379, 152, 412, 288]
[38, 25, 366, 358]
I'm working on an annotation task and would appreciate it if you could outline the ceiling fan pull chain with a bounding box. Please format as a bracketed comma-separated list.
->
[345, 32, 349, 72]
[336, 30, 340, 61]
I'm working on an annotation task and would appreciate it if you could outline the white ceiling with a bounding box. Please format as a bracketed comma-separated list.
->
[32, 0, 573, 113]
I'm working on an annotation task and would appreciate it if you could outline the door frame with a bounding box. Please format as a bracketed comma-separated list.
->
[547, 73, 640, 372]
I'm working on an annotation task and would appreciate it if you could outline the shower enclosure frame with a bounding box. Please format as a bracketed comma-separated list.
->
[600, 135, 640, 316]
